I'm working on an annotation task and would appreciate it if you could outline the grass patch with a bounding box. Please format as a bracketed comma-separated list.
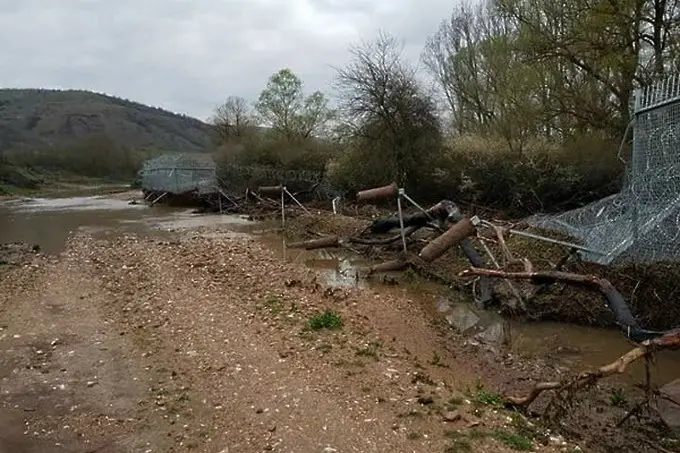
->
[493, 429, 533, 451]
[315, 343, 333, 354]
[447, 396, 464, 407]
[609, 388, 627, 407]
[444, 440, 472, 453]
[411, 371, 436, 386]
[660, 438, 680, 452]
[334, 358, 366, 368]
[308, 310, 344, 330]
[510, 413, 543, 439]
[263, 294, 285, 314]
[471, 382, 504, 407]
[444, 430, 481, 453]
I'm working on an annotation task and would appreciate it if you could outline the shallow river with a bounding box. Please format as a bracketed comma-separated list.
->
[1, 192, 679, 387]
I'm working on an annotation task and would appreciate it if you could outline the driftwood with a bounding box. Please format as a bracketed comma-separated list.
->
[288, 236, 340, 250]
[291, 180, 322, 200]
[368, 199, 459, 234]
[365, 259, 409, 274]
[459, 268, 662, 342]
[419, 218, 477, 262]
[505, 328, 680, 408]
[350, 226, 421, 245]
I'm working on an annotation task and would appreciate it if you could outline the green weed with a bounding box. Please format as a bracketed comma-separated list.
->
[308, 310, 343, 330]
[610, 388, 627, 407]
[472, 382, 504, 407]
[493, 429, 533, 451]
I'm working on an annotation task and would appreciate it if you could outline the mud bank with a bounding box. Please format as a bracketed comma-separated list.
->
[281, 210, 680, 333]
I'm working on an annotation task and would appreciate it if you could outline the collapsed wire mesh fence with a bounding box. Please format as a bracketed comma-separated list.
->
[530, 73, 680, 265]
[140, 153, 218, 194]
[217, 163, 341, 200]
[140, 153, 341, 200]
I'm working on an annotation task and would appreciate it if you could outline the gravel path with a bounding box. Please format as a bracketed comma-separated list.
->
[0, 230, 576, 453]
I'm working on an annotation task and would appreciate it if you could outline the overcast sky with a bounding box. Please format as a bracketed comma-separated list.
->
[1, 0, 456, 121]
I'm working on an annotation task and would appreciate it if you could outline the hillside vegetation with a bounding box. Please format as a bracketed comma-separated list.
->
[0, 89, 218, 193]
[0, 89, 216, 152]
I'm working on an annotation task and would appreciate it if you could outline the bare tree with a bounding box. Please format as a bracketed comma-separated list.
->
[212, 96, 253, 141]
[334, 31, 442, 192]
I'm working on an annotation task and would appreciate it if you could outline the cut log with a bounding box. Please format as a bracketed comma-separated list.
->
[356, 182, 398, 202]
[258, 185, 284, 196]
[287, 236, 340, 250]
[419, 218, 477, 263]
[446, 211, 492, 307]
[505, 328, 680, 408]
[459, 268, 663, 342]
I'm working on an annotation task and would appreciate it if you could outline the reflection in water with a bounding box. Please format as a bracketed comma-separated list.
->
[436, 297, 680, 385]
[2, 194, 680, 386]
[259, 236, 371, 290]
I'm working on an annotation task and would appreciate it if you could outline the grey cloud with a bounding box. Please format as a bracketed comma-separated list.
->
[1, 0, 456, 120]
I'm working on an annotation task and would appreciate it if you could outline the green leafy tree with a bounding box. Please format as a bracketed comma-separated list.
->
[255, 68, 335, 140]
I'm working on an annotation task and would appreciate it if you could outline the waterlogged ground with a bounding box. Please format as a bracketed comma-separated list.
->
[0, 192, 678, 452]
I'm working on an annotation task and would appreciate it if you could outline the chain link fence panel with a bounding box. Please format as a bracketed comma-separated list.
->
[141, 154, 342, 200]
[530, 74, 680, 265]
[140, 153, 217, 194]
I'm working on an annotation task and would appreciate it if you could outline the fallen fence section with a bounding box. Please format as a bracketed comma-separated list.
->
[530, 73, 680, 265]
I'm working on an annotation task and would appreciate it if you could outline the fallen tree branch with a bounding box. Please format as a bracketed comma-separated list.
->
[349, 226, 421, 245]
[459, 267, 663, 342]
[288, 236, 340, 250]
[365, 259, 410, 274]
[487, 223, 514, 264]
[505, 328, 680, 408]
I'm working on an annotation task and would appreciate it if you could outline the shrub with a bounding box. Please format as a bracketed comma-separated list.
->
[443, 134, 624, 216]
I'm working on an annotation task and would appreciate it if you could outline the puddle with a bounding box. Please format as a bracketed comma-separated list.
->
[1, 196, 193, 254]
[435, 298, 680, 385]
[3, 193, 680, 387]
[258, 235, 374, 290]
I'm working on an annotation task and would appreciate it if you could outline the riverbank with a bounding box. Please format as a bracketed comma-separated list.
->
[280, 210, 680, 332]
[2, 192, 679, 452]
[0, 170, 133, 200]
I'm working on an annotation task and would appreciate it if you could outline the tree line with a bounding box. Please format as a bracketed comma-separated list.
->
[0, 136, 157, 193]
[213, 0, 680, 216]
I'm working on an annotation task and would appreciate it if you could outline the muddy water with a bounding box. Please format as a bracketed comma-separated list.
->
[1, 194, 680, 387]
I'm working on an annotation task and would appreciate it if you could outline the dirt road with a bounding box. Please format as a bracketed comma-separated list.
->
[0, 229, 597, 452]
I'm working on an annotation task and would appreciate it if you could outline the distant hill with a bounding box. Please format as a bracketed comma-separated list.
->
[0, 89, 218, 152]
